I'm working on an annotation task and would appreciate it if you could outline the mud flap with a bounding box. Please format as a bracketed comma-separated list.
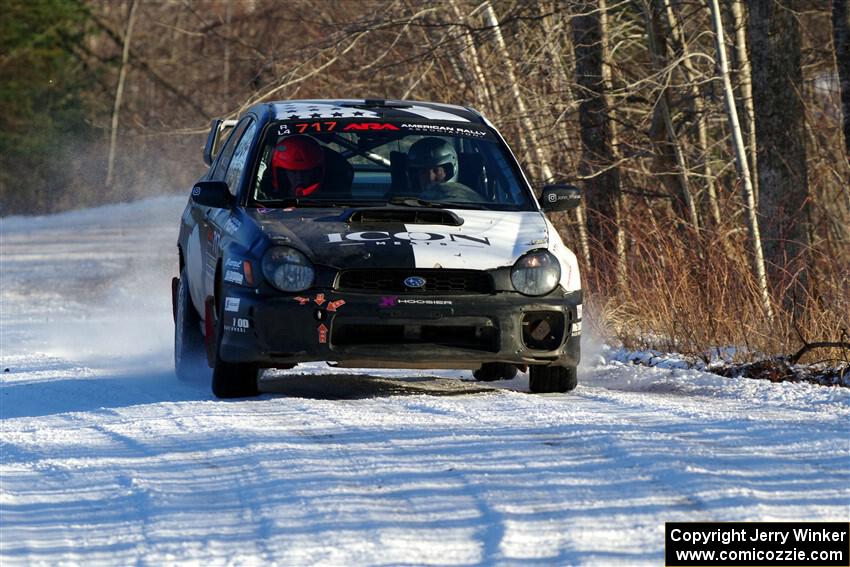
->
[171, 277, 179, 323]
[204, 296, 217, 368]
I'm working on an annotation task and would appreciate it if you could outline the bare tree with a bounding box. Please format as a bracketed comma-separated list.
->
[728, 0, 759, 203]
[106, 0, 139, 188]
[835, 0, 850, 156]
[748, 0, 811, 307]
[663, 0, 722, 229]
[644, 0, 700, 231]
[709, 0, 773, 321]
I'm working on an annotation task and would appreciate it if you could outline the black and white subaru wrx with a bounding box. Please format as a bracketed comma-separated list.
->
[174, 99, 583, 398]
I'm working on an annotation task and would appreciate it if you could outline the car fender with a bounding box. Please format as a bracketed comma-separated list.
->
[543, 217, 582, 293]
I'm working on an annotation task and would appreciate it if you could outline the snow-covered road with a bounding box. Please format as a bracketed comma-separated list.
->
[1, 196, 848, 565]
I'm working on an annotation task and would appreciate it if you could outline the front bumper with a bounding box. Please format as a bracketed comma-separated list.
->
[217, 286, 581, 369]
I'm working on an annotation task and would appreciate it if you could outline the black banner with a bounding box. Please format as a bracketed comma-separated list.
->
[665, 522, 849, 566]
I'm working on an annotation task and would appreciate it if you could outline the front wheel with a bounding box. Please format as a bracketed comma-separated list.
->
[529, 365, 577, 393]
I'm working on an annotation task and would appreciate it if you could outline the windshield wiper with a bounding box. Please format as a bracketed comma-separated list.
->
[260, 198, 372, 208]
[387, 196, 489, 210]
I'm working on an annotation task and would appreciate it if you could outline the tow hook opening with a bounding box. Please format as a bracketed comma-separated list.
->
[521, 311, 565, 351]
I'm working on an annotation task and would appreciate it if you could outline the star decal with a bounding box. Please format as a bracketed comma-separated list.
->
[288, 114, 300, 120]
[353, 111, 364, 116]
[332, 112, 342, 117]
[310, 113, 321, 118]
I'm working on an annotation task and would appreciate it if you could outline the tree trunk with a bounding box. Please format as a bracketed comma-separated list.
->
[572, 0, 623, 282]
[748, 0, 810, 307]
[709, 0, 774, 321]
[663, 0, 722, 229]
[482, 2, 550, 181]
[645, 0, 700, 231]
[729, 0, 759, 204]
[447, 0, 500, 117]
[106, 0, 139, 188]
[835, 0, 850, 156]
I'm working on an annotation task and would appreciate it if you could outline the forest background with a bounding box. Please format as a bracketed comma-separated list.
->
[2, 0, 849, 365]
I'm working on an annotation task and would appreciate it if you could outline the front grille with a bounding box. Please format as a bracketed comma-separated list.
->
[336, 269, 494, 294]
[332, 322, 499, 351]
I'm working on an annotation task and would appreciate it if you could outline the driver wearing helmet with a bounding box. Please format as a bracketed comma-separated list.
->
[270, 135, 325, 198]
[406, 137, 482, 202]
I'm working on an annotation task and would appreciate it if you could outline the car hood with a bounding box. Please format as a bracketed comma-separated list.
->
[245, 207, 550, 270]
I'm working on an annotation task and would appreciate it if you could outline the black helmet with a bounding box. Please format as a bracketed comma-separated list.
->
[407, 137, 459, 186]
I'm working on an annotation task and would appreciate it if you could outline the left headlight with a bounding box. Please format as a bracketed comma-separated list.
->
[262, 246, 315, 292]
[511, 250, 561, 296]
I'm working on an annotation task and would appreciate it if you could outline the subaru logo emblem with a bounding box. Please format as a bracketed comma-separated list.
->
[404, 276, 426, 288]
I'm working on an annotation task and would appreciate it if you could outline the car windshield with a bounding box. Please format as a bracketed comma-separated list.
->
[248, 119, 535, 211]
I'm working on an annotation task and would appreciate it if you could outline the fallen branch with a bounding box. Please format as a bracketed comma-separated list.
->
[789, 342, 850, 365]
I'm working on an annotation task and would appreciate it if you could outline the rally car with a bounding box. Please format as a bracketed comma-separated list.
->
[173, 99, 583, 398]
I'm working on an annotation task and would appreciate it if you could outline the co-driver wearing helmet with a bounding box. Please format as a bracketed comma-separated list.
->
[406, 137, 483, 202]
[269, 135, 325, 198]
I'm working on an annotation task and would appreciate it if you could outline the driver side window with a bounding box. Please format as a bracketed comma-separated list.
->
[212, 119, 250, 182]
[224, 121, 257, 196]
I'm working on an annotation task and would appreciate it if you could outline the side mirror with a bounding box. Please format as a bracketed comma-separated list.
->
[540, 184, 581, 212]
[191, 181, 232, 209]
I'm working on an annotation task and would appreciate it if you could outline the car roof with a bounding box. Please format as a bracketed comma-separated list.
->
[251, 99, 486, 124]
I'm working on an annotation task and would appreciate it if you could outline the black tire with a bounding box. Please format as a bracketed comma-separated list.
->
[473, 362, 518, 382]
[529, 365, 578, 393]
[210, 293, 259, 399]
[174, 268, 205, 380]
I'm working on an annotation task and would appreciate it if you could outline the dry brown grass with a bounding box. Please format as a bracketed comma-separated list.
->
[575, 203, 850, 365]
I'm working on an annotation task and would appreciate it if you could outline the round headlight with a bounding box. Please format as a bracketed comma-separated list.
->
[262, 246, 315, 292]
[511, 250, 561, 296]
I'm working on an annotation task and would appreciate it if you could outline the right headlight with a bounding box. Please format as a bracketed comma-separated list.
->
[511, 250, 561, 296]
[262, 246, 315, 292]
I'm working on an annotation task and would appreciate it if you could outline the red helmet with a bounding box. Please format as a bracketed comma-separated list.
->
[271, 135, 325, 197]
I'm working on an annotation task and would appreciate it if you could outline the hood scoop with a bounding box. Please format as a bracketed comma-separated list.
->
[345, 207, 464, 226]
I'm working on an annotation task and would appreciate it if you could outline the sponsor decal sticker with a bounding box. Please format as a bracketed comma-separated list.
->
[224, 297, 240, 312]
[224, 270, 244, 285]
[317, 323, 328, 344]
[342, 122, 400, 131]
[223, 218, 241, 235]
[314, 293, 326, 306]
[379, 296, 452, 307]
[225, 317, 250, 334]
[326, 231, 490, 247]
[327, 299, 346, 312]
[397, 298, 452, 305]
[399, 123, 487, 138]
[293, 296, 310, 305]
